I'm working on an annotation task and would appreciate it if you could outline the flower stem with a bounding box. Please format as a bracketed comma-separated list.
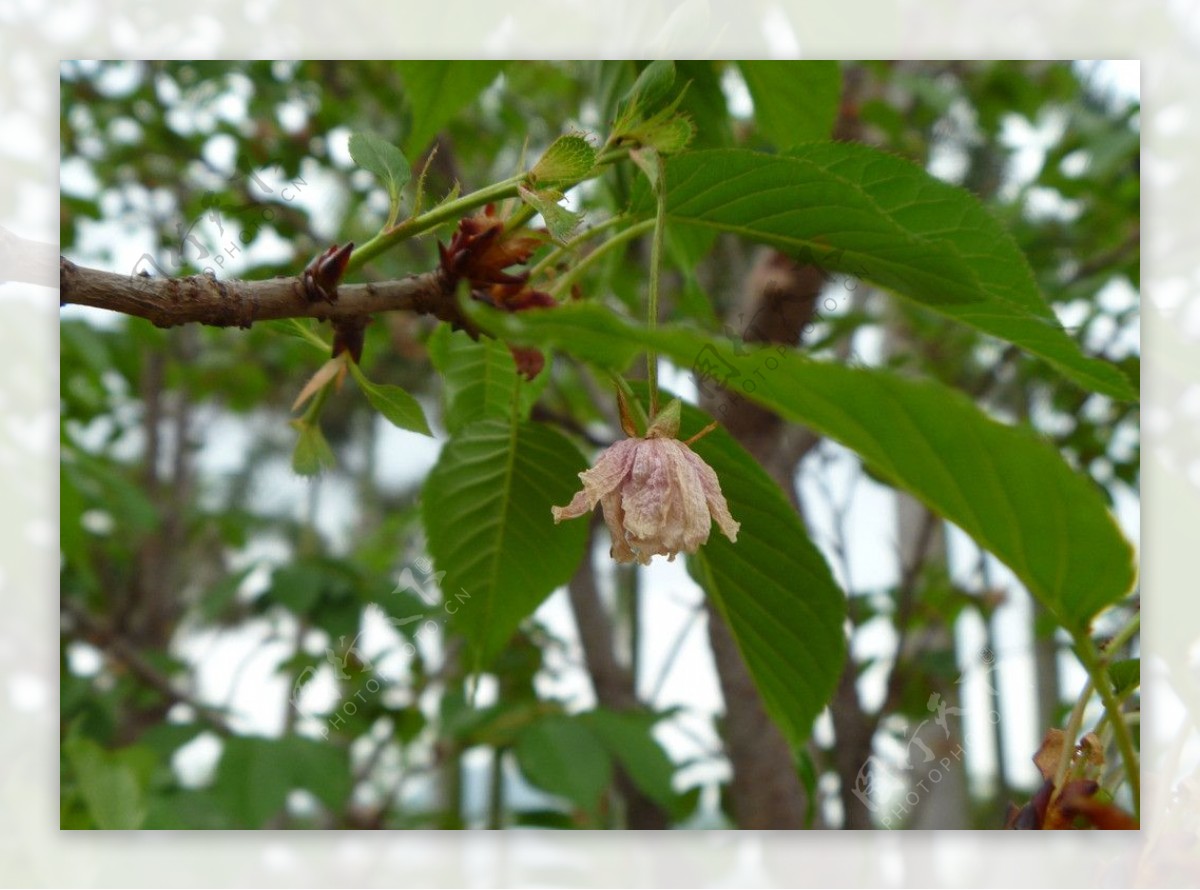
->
[546, 218, 654, 299]
[346, 174, 527, 275]
[1073, 628, 1140, 818]
[528, 214, 630, 280]
[646, 151, 667, 419]
[345, 147, 634, 277]
[1051, 675, 1094, 804]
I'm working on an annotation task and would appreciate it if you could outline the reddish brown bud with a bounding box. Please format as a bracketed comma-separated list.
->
[302, 242, 354, 303]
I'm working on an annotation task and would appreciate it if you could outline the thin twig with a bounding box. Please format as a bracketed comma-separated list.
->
[61, 597, 233, 735]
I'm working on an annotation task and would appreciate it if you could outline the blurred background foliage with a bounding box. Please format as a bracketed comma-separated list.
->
[60, 61, 1138, 829]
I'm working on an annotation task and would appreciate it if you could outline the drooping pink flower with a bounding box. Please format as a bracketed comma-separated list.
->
[552, 402, 739, 565]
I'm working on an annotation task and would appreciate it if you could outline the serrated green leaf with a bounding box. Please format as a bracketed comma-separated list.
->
[291, 420, 336, 476]
[531, 134, 597, 184]
[422, 420, 590, 667]
[737, 61, 842, 146]
[396, 61, 505, 155]
[682, 405, 846, 748]
[475, 302, 1138, 632]
[427, 325, 542, 434]
[517, 184, 584, 243]
[348, 131, 411, 211]
[515, 715, 612, 812]
[347, 361, 432, 436]
[630, 112, 695, 155]
[634, 147, 1135, 400]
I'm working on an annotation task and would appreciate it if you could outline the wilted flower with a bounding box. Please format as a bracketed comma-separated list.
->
[552, 400, 739, 565]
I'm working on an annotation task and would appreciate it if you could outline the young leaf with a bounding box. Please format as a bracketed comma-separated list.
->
[635, 146, 1135, 400]
[517, 184, 584, 243]
[346, 361, 432, 436]
[422, 419, 590, 667]
[475, 302, 1138, 632]
[620, 60, 677, 118]
[291, 420, 336, 476]
[530, 133, 597, 185]
[347, 132, 412, 219]
[737, 61, 842, 146]
[292, 355, 346, 412]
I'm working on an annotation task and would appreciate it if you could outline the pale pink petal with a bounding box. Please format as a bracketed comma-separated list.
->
[679, 445, 740, 543]
[598, 490, 639, 564]
[552, 430, 739, 565]
[620, 439, 681, 561]
[551, 438, 638, 522]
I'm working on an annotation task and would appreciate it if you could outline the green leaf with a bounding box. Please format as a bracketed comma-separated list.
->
[426, 325, 542, 434]
[196, 566, 253, 622]
[475, 302, 1138, 632]
[64, 737, 147, 830]
[517, 184, 584, 243]
[636, 147, 1135, 400]
[280, 735, 353, 812]
[1109, 657, 1140, 696]
[212, 735, 351, 828]
[581, 709, 686, 818]
[347, 361, 432, 436]
[213, 736, 290, 827]
[672, 394, 846, 748]
[515, 714, 612, 812]
[267, 564, 324, 614]
[291, 420, 336, 476]
[531, 134, 597, 184]
[674, 61, 734, 149]
[737, 61, 842, 146]
[422, 419, 590, 667]
[396, 61, 505, 155]
[348, 131, 412, 214]
[620, 60, 677, 119]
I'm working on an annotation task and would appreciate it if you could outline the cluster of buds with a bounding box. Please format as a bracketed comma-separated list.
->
[438, 205, 554, 378]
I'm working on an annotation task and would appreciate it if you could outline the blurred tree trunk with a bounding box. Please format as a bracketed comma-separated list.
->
[113, 326, 196, 745]
[700, 250, 823, 828]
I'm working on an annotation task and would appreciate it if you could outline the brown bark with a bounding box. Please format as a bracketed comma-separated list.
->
[59, 257, 463, 331]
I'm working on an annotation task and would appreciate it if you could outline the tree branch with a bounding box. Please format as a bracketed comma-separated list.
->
[61, 596, 233, 736]
[59, 256, 474, 332]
